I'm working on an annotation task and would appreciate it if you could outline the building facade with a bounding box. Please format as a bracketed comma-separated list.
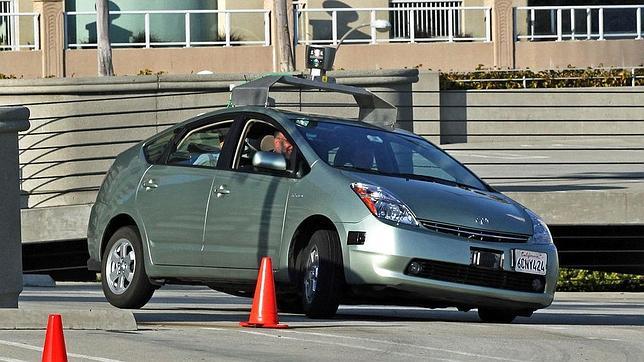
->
[0, 0, 642, 78]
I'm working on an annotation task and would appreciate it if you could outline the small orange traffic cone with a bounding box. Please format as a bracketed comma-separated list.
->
[42, 314, 67, 362]
[240, 256, 288, 329]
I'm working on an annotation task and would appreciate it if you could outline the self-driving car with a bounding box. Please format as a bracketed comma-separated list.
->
[87, 76, 558, 323]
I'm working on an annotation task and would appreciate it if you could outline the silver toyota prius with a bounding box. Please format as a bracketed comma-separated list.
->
[87, 77, 558, 323]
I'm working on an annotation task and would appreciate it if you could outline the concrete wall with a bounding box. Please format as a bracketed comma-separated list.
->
[64, 47, 275, 76]
[515, 40, 644, 70]
[438, 87, 644, 144]
[0, 50, 41, 78]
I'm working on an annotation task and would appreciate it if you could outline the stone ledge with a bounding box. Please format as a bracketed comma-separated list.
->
[0, 309, 137, 330]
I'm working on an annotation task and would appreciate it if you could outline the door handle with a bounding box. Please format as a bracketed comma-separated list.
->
[215, 184, 230, 197]
[143, 179, 158, 191]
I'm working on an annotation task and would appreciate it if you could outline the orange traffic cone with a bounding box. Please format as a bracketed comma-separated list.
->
[240, 256, 288, 329]
[42, 314, 67, 362]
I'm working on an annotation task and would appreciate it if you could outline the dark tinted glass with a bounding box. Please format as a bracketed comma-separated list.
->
[143, 130, 175, 164]
[294, 119, 486, 190]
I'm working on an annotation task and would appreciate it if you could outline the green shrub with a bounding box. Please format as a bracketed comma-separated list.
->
[441, 66, 643, 90]
[557, 268, 644, 292]
[137, 68, 165, 76]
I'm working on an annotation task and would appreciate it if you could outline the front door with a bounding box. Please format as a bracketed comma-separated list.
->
[202, 117, 297, 269]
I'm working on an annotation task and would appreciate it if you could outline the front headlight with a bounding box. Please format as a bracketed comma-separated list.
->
[526, 209, 553, 244]
[350, 183, 419, 226]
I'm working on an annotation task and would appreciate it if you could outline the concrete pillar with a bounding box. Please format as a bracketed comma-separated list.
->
[0, 107, 30, 308]
[33, 0, 65, 77]
[490, 0, 515, 69]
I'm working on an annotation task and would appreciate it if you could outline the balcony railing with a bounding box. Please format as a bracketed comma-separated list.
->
[296, 6, 491, 45]
[516, 5, 644, 41]
[0, 12, 39, 50]
[64, 9, 271, 49]
[390, 0, 463, 39]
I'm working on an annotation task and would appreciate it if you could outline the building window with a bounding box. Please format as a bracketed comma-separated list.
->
[0, 0, 16, 50]
[390, 0, 463, 39]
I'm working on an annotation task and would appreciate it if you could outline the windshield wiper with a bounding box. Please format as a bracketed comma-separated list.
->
[336, 166, 480, 191]
[396, 173, 482, 190]
[336, 165, 389, 176]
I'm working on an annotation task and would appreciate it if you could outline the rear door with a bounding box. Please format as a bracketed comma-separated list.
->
[136, 116, 236, 266]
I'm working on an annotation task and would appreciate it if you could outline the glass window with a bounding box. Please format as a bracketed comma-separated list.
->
[168, 121, 232, 168]
[234, 120, 295, 174]
[143, 130, 175, 164]
[294, 118, 487, 190]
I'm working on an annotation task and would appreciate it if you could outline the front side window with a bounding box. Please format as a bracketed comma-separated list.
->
[294, 118, 487, 190]
[168, 121, 232, 168]
[143, 130, 175, 164]
[233, 119, 299, 176]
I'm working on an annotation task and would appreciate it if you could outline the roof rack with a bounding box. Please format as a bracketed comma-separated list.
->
[230, 75, 397, 129]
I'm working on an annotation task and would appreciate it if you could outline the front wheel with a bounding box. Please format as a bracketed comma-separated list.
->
[101, 226, 155, 309]
[297, 229, 343, 318]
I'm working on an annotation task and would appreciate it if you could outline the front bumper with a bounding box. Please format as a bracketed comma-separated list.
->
[337, 218, 559, 311]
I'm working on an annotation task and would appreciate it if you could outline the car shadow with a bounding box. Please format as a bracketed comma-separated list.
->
[132, 305, 644, 327]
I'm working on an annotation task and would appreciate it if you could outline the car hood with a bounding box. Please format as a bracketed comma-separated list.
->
[343, 171, 533, 235]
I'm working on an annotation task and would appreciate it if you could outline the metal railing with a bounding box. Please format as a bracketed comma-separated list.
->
[516, 5, 644, 41]
[390, 0, 463, 39]
[64, 9, 271, 49]
[296, 6, 491, 45]
[0, 12, 39, 50]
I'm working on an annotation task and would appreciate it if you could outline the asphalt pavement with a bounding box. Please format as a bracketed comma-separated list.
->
[1, 283, 643, 361]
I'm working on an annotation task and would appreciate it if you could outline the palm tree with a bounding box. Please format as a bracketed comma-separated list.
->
[96, 0, 114, 76]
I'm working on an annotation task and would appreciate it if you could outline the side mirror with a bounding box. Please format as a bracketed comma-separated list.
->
[168, 150, 191, 163]
[252, 151, 286, 172]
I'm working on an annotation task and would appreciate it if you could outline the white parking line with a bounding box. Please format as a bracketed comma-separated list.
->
[278, 329, 514, 362]
[0, 357, 29, 362]
[204, 327, 462, 362]
[0, 340, 122, 362]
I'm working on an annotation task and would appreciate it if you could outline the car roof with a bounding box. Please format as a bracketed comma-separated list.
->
[222, 106, 389, 131]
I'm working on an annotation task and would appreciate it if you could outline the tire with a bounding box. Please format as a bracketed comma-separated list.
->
[297, 229, 343, 318]
[101, 226, 155, 309]
[277, 292, 304, 314]
[478, 308, 518, 323]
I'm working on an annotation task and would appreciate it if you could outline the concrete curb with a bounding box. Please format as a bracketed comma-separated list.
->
[22, 274, 56, 287]
[0, 309, 137, 331]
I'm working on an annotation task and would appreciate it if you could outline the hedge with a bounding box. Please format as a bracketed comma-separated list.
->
[557, 268, 644, 292]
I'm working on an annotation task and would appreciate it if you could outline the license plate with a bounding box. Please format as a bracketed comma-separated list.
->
[513, 249, 547, 275]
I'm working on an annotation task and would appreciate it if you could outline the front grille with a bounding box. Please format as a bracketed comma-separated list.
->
[407, 259, 545, 293]
[420, 219, 530, 243]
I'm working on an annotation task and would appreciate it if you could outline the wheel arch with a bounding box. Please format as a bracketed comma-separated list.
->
[287, 215, 343, 283]
[101, 213, 141, 260]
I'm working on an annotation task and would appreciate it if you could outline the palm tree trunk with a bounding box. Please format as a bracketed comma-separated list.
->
[96, 0, 114, 76]
[274, 0, 295, 72]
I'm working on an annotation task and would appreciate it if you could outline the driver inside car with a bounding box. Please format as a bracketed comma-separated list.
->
[273, 131, 293, 158]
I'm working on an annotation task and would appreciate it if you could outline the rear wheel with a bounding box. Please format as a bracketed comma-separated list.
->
[297, 229, 343, 318]
[478, 308, 518, 323]
[101, 226, 155, 309]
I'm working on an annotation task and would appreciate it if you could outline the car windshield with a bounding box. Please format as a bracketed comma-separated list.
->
[293, 118, 487, 190]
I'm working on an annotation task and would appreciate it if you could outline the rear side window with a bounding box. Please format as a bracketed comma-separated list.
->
[143, 131, 175, 164]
